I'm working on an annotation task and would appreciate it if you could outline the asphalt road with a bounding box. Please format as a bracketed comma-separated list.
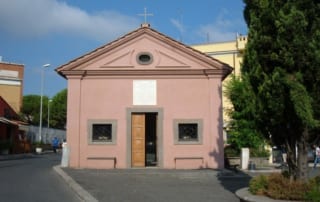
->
[0, 153, 80, 202]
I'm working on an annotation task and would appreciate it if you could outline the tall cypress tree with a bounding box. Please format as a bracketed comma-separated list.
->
[238, 0, 320, 180]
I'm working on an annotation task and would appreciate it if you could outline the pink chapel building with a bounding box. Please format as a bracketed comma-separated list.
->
[56, 24, 232, 169]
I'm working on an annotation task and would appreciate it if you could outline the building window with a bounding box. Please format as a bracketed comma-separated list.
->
[178, 123, 198, 141]
[137, 52, 153, 65]
[92, 124, 112, 142]
[88, 120, 117, 144]
[174, 119, 203, 145]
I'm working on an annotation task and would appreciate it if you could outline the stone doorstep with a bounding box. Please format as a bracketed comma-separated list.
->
[236, 187, 302, 202]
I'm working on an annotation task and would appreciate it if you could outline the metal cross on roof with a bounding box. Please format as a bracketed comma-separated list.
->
[138, 7, 153, 24]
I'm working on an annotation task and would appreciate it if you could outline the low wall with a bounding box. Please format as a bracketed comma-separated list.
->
[226, 157, 269, 168]
[26, 125, 66, 144]
[250, 157, 269, 167]
[227, 157, 240, 166]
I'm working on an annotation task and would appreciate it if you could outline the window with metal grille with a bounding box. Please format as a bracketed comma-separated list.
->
[178, 123, 198, 141]
[92, 124, 112, 142]
[88, 119, 117, 145]
[173, 119, 203, 145]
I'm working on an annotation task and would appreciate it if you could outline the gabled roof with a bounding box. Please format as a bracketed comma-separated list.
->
[56, 24, 232, 80]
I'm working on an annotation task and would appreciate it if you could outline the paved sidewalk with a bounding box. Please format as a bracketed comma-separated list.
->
[56, 165, 320, 202]
[57, 167, 253, 202]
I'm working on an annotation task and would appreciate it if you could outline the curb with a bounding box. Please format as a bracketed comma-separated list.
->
[243, 169, 282, 174]
[53, 165, 98, 202]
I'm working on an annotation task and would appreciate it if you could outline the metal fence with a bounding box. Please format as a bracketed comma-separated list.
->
[25, 125, 66, 144]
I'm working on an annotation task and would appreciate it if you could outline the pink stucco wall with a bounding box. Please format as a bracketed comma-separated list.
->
[66, 76, 224, 169]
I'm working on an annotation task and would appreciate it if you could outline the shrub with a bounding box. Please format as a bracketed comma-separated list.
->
[305, 176, 320, 202]
[281, 170, 290, 178]
[249, 175, 268, 195]
[249, 173, 315, 201]
[264, 173, 288, 199]
[33, 141, 43, 147]
[266, 173, 308, 200]
[224, 145, 240, 157]
[224, 144, 270, 158]
[250, 147, 270, 158]
[305, 187, 320, 202]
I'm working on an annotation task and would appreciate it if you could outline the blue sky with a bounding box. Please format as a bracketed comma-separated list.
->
[0, 0, 247, 98]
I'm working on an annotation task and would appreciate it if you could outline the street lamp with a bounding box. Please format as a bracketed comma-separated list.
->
[39, 63, 50, 143]
[47, 99, 52, 129]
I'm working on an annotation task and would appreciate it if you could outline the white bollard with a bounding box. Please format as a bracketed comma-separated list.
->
[61, 142, 69, 167]
[241, 148, 250, 170]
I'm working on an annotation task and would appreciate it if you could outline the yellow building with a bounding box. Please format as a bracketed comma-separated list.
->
[192, 34, 247, 141]
[0, 60, 24, 113]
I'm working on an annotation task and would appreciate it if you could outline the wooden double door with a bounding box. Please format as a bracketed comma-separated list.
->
[131, 113, 157, 167]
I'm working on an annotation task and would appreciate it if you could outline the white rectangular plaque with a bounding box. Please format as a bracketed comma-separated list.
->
[133, 80, 157, 105]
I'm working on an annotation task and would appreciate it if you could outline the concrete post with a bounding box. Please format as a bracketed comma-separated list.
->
[61, 142, 69, 167]
[241, 148, 250, 170]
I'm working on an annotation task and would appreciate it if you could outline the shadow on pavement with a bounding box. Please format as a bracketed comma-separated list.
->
[217, 168, 252, 193]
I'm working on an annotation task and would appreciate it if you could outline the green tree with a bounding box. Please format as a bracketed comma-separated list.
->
[229, 0, 320, 180]
[21, 89, 67, 130]
[50, 89, 67, 129]
[21, 95, 49, 125]
[225, 75, 266, 151]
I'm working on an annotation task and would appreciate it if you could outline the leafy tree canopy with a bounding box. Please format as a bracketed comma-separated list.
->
[21, 89, 67, 130]
[50, 89, 67, 129]
[227, 0, 320, 180]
